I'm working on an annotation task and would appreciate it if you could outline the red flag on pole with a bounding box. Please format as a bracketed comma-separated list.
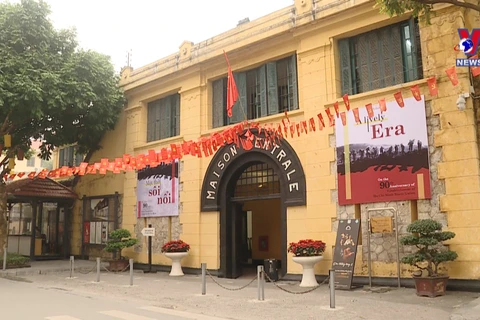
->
[223, 51, 239, 118]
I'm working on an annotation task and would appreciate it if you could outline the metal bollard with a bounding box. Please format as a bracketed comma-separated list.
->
[96, 257, 101, 282]
[257, 265, 265, 301]
[201, 263, 206, 295]
[129, 259, 134, 286]
[69, 256, 74, 278]
[329, 269, 335, 309]
[2, 246, 7, 271]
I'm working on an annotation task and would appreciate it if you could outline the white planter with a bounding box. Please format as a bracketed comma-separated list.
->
[292, 255, 323, 287]
[164, 252, 188, 276]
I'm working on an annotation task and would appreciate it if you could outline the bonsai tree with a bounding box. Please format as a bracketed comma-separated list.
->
[400, 219, 458, 277]
[104, 228, 138, 260]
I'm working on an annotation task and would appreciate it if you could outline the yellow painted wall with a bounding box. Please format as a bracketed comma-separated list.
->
[72, 0, 480, 280]
[243, 199, 282, 261]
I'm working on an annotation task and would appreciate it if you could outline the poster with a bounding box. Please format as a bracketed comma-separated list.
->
[83, 222, 90, 244]
[332, 219, 361, 290]
[90, 197, 109, 220]
[335, 96, 431, 205]
[137, 160, 179, 218]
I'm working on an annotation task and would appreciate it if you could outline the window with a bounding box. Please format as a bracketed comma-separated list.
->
[212, 54, 298, 128]
[58, 146, 84, 168]
[339, 19, 423, 95]
[83, 196, 118, 245]
[27, 157, 35, 167]
[147, 93, 180, 142]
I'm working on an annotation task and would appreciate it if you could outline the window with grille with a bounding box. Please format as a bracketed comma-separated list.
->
[26, 157, 35, 167]
[234, 163, 280, 198]
[339, 19, 423, 95]
[212, 54, 298, 128]
[147, 93, 180, 142]
[58, 146, 84, 167]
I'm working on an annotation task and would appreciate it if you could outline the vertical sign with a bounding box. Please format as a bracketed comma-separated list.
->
[137, 160, 179, 218]
[83, 222, 90, 244]
[332, 219, 361, 290]
[335, 96, 431, 205]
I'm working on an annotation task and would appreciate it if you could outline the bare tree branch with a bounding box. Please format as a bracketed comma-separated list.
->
[415, 0, 480, 12]
[0, 110, 12, 135]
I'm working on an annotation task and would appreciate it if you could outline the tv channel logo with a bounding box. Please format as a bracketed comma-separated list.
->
[454, 28, 480, 67]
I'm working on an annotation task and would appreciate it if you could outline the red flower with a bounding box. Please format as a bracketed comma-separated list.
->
[161, 240, 190, 253]
[287, 239, 325, 257]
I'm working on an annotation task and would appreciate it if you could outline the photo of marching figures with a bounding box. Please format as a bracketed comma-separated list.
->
[335, 96, 432, 205]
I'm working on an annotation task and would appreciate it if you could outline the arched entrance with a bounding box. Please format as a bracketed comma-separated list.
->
[201, 129, 306, 279]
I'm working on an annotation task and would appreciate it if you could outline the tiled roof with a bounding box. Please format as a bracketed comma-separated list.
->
[6, 177, 78, 200]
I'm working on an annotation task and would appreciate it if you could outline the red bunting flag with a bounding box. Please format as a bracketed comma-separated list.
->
[445, 66, 459, 86]
[28, 171, 36, 179]
[17, 172, 25, 178]
[352, 108, 361, 124]
[114, 158, 123, 168]
[365, 103, 374, 118]
[289, 124, 295, 138]
[333, 101, 340, 118]
[427, 77, 438, 96]
[100, 158, 109, 168]
[378, 98, 387, 113]
[340, 112, 347, 126]
[301, 120, 308, 134]
[470, 55, 480, 77]
[107, 162, 115, 171]
[99, 168, 107, 175]
[317, 113, 325, 129]
[343, 94, 351, 111]
[223, 51, 239, 118]
[325, 108, 335, 127]
[410, 85, 422, 101]
[394, 91, 405, 108]
[309, 117, 316, 132]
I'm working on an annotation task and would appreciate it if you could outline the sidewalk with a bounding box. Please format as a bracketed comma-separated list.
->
[2, 260, 480, 320]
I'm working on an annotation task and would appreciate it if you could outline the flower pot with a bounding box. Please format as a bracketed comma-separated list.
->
[413, 275, 449, 297]
[108, 259, 129, 272]
[164, 252, 188, 276]
[292, 255, 323, 287]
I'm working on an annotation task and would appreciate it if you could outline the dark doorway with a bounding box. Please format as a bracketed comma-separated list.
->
[221, 161, 285, 279]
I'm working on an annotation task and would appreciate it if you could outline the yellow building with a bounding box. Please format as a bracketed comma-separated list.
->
[67, 0, 480, 285]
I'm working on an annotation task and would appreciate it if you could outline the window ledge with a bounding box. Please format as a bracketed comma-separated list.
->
[201, 109, 304, 137]
[133, 135, 185, 152]
[324, 78, 429, 108]
[124, 104, 143, 113]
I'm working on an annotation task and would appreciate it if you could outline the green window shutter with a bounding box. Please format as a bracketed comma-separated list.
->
[59, 148, 65, 166]
[147, 102, 156, 142]
[67, 146, 74, 166]
[266, 62, 278, 115]
[288, 54, 298, 111]
[75, 152, 84, 166]
[231, 72, 247, 124]
[339, 38, 353, 95]
[174, 94, 180, 136]
[212, 78, 225, 128]
[161, 97, 172, 139]
[257, 65, 268, 117]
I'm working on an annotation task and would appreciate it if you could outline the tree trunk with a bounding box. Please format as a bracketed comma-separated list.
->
[0, 182, 7, 259]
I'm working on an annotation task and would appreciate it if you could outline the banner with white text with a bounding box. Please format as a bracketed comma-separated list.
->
[335, 96, 431, 205]
[136, 160, 179, 218]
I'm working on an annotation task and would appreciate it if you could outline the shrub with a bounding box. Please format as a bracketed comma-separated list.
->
[0, 253, 30, 267]
[104, 228, 138, 260]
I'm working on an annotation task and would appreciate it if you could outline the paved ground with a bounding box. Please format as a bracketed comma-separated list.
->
[2, 260, 480, 320]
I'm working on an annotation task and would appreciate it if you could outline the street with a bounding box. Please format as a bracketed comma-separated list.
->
[0, 277, 227, 320]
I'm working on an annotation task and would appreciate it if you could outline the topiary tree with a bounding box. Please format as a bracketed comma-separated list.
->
[400, 219, 458, 277]
[104, 229, 138, 260]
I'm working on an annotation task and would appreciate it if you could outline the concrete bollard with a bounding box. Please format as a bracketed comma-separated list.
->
[201, 263, 206, 295]
[96, 257, 101, 282]
[129, 259, 134, 286]
[257, 265, 264, 301]
[69, 256, 74, 278]
[329, 269, 336, 309]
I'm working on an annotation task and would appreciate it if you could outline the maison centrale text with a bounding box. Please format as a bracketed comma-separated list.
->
[205, 137, 299, 201]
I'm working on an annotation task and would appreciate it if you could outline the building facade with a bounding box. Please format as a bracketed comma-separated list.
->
[69, 0, 480, 283]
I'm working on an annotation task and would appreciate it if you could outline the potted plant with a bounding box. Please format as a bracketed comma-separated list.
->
[161, 240, 190, 276]
[104, 228, 138, 272]
[288, 239, 326, 287]
[400, 219, 458, 297]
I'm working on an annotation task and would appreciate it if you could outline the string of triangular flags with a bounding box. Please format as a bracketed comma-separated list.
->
[4, 62, 478, 182]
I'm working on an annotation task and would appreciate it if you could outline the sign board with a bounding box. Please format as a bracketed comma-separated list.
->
[370, 216, 393, 233]
[332, 219, 361, 290]
[335, 96, 431, 205]
[141, 228, 156, 237]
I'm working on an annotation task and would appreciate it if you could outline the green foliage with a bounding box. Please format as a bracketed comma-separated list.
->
[104, 228, 138, 260]
[0, 0, 125, 164]
[400, 219, 457, 277]
[375, 0, 480, 24]
[0, 253, 30, 267]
